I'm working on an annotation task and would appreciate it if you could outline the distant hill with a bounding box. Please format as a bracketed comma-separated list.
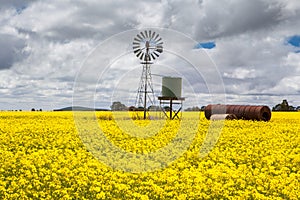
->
[53, 106, 109, 111]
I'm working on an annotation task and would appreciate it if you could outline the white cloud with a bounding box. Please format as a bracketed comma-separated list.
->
[223, 68, 256, 79]
[266, 76, 300, 94]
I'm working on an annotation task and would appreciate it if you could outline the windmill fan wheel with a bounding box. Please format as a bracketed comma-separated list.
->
[133, 30, 163, 62]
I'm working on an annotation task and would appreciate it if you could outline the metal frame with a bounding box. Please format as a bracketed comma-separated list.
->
[158, 96, 185, 120]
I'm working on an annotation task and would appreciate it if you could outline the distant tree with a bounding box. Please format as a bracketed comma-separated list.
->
[192, 106, 201, 111]
[184, 106, 201, 111]
[282, 99, 289, 110]
[39, 109, 42, 111]
[273, 99, 295, 111]
[31, 108, 35, 111]
[137, 107, 145, 111]
[148, 105, 160, 111]
[163, 106, 170, 111]
[184, 107, 191, 111]
[128, 106, 136, 111]
[290, 106, 295, 111]
[110, 101, 127, 111]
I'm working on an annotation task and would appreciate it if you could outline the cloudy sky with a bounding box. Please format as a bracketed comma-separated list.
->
[0, 0, 300, 110]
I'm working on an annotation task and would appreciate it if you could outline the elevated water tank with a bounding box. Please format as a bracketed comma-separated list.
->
[162, 77, 182, 98]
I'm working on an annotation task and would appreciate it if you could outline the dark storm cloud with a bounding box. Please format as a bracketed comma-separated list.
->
[12, 1, 149, 42]
[0, 34, 28, 69]
[162, 0, 285, 40]
[196, 0, 285, 40]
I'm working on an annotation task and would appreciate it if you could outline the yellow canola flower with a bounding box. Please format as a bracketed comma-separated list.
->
[0, 111, 299, 199]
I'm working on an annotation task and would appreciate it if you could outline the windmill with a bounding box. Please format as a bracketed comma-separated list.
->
[132, 30, 163, 119]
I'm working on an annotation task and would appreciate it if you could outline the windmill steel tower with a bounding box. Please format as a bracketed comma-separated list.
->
[132, 30, 163, 119]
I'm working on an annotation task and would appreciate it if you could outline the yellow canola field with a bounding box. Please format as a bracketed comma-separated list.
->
[0, 111, 299, 199]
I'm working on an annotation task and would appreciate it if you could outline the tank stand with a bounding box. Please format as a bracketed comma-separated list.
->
[158, 97, 185, 120]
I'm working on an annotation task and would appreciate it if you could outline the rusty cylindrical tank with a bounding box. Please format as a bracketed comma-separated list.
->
[204, 104, 272, 121]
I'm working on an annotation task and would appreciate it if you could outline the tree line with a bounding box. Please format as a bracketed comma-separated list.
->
[111, 99, 300, 112]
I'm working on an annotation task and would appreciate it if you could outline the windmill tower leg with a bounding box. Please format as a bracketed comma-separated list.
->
[135, 63, 155, 119]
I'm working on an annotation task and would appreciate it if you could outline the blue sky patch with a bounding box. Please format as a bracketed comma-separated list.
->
[287, 35, 300, 47]
[16, 5, 27, 14]
[195, 42, 216, 49]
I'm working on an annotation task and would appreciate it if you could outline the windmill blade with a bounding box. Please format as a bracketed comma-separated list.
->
[154, 50, 162, 55]
[154, 34, 160, 41]
[134, 37, 141, 43]
[150, 52, 158, 59]
[133, 42, 140, 46]
[133, 48, 140, 53]
[156, 49, 163, 53]
[134, 49, 141, 54]
[150, 53, 156, 60]
[144, 30, 148, 38]
[136, 51, 142, 58]
[133, 44, 140, 48]
[140, 32, 146, 39]
[153, 52, 159, 57]
[133, 45, 140, 50]
[156, 42, 163, 46]
[139, 52, 145, 60]
[155, 37, 162, 43]
[151, 31, 156, 40]
[149, 30, 152, 38]
[156, 46, 163, 53]
[149, 31, 156, 43]
[137, 34, 143, 41]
